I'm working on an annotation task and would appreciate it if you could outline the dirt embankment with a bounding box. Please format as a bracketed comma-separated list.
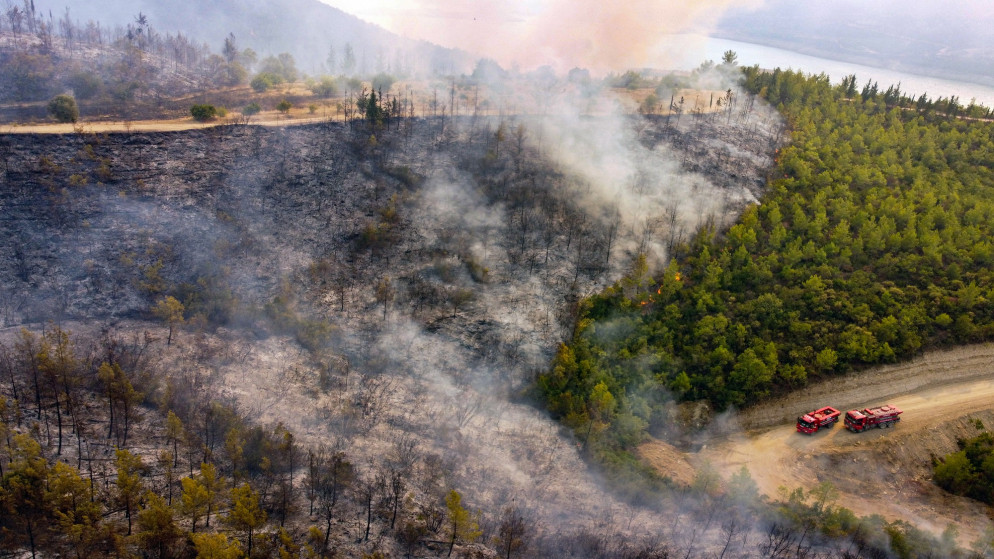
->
[642, 343, 994, 545]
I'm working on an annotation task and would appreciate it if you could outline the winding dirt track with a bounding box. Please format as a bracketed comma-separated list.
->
[705, 343, 994, 541]
[643, 343, 994, 544]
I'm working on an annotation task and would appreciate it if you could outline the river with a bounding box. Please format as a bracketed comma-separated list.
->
[657, 34, 994, 109]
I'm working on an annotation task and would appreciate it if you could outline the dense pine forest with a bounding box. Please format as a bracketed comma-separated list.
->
[541, 67, 994, 460]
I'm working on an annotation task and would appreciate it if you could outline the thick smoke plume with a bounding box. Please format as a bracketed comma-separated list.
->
[377, 0, 766, 72]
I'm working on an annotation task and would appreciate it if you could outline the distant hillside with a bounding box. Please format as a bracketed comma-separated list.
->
[715, 0, 994, 87]
[31, 0, 472, 75]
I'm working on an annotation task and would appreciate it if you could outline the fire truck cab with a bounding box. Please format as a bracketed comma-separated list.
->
[796, 406, 841, 434]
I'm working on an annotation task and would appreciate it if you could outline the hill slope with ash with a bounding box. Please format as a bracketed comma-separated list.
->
[0, 109, 776, 369]
[0, 104, 783, 556]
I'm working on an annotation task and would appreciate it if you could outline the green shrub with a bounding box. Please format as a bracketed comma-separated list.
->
[250, 72, 283, 93]
[934, 432, 994, 504]
[243, 102, 261, 116]
[47, 94, 79, 123]
[190, 104, 217, 122]
[310, 76, 337, 98]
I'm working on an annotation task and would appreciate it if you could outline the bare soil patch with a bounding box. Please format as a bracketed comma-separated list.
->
[637, 439, 697, 485]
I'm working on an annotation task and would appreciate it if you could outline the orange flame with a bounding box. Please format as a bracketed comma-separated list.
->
[674, 272, 681, 281]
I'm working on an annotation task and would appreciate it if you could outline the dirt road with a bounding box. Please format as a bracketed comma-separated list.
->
[732, 343, 994, 431]
[0, 112, 338, 134]
[642, 343, 994, 545]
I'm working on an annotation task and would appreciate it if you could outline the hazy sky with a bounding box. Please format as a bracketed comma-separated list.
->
[318, 0, 764, 72]
[319, 0, 994, 74]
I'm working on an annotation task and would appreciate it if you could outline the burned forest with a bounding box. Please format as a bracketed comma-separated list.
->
[0, 101, 779, 374]
[0, 91, 799, 558]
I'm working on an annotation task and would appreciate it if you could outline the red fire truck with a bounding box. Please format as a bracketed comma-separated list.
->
[844, 404, 902, 432]
[796, 406, 841, 434]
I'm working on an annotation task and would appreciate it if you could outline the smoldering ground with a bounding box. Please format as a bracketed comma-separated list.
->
[0, 70, 816, 556]
[217, 76, 792, 554]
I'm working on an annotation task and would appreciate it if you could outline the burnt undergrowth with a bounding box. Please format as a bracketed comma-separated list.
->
[0, 105, 819, 557]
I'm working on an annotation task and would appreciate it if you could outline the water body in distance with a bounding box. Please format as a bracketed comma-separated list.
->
[656, 34, 994, 108]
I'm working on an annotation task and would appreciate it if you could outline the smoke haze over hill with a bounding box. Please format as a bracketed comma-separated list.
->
[20, 0, 994, 82]
[322, 0, 765, 73]
[320, 0, 994, 82]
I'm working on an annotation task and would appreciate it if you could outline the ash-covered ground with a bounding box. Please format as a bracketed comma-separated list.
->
[0, 93, 792, 556]
[0, 100, 779, 386]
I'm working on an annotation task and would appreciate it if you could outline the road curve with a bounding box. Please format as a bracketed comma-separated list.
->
[698, 343, 994, 544]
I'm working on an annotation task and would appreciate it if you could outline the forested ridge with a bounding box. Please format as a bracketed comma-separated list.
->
[540, 67, 994, 456]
